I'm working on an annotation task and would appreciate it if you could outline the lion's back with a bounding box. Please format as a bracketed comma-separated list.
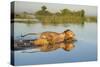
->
[40, 32, 59, 39]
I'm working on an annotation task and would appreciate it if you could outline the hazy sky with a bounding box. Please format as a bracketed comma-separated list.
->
[14, 1, 97, 16]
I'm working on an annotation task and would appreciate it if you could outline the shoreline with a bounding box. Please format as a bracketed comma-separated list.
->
[11, 18, 39, 22]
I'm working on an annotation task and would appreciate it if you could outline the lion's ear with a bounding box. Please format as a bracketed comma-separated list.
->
[64, 29, 71, 33]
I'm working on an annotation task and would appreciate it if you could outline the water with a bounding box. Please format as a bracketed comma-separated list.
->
[12, 22, 97, 66]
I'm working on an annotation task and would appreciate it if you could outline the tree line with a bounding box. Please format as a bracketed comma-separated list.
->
[35, 5, 85, 17]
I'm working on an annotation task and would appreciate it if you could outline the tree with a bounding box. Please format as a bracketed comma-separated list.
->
[41, 6, 47, 11]
[60, 9, 71, 15]
[35, 5, 52, 15]
[81, 10, 85, 17]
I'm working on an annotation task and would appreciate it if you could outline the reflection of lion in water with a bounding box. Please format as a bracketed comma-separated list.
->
[33, 29, 75, 46]
[33, 40, 75, 52]
[41, 42, 75, 52]
[33, 39, 49, 46]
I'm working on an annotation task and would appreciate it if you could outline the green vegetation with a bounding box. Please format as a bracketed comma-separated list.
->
[35, 6, 86, 24]
[14, 5, 97, 25]
[85, 16, 97, 22]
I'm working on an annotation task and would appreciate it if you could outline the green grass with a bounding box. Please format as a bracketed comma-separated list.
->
[36, 15, 85, 24]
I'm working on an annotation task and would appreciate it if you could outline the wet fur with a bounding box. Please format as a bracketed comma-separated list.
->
[33, 30, 75, 46]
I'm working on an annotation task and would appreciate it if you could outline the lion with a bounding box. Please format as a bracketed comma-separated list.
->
[39, 29, 75, 44]
[32, 29, 75, 47]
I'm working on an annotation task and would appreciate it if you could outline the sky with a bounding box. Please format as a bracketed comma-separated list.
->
[14, 1, 97, 16]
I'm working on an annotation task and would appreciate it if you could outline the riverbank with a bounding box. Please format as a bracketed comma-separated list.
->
[11, 18, 39, 22]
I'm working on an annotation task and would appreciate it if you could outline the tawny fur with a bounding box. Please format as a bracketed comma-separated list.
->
[32, 29, 75, 46]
